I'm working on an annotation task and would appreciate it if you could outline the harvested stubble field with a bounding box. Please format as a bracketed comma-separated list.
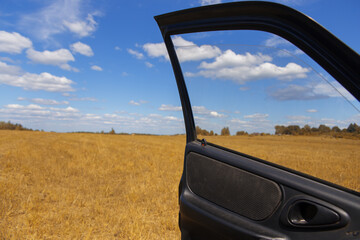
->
[0, 131, 359, 239]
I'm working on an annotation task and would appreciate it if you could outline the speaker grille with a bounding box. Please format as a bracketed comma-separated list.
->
[186, 152, 282, 221]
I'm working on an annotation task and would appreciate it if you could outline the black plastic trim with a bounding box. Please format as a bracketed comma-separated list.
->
[155, 1, 360, 106]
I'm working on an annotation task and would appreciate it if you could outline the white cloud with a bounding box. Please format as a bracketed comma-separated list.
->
[0, 71, 75, 92]
[0, 104, 80, 121]
[50, 106, 79, 113]
[129, 100, 147, 106]
[64, 13, 98, 37]
[158, 104, 182, 111]
[69, 97, 97, 102]
[0, 61, 22, 75]
[193, 106, 226, 118]
[19, 0, 99, 40]
[173, 37, 221, 62]
[145, 61, 153, 68]
[229, 114, 273, 133]
[129, 100, 140, 106]
[143, 42, 167, 59]
[91, 65, 102, 71]
[143, 36, 221, 62]
[26, 48, 77, 71]
[70, 41, 93, 56]
[244, 113, 269, 119]
[200, 0, 222, 5]
[199, 50, 272, 69]
[313, 81, 355, 101]
[270, 81, 356, 101]
[127, 49, 144, 59]
[0, 31, 32, 54]
[264, 35, 291, 47]
[275, 0, 304, 6]
[187, 61, 309, 84]
[0, 57, 16, 63]
[159, 104, 225, 118]
[114, 46, 121, 51]
[265, 35, 304, 57]
[286, 115, 311, 120]
[0, 61, 75, 92]
[18, 97, 69, 105]
[307, 109, 318, 113]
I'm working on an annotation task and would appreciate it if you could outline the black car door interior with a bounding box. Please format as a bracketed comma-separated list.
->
[155, 2, 360, 240]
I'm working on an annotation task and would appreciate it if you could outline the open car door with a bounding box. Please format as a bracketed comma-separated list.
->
[155, 2, 360, 240]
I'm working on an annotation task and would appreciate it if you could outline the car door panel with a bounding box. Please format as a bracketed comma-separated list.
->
[155, 2, 360, 239]
[181, 142, 358, 239]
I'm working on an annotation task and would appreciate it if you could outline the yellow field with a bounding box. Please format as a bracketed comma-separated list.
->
[0, 131, 359, 239]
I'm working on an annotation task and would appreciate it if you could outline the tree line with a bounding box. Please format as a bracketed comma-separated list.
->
[0, 121, 33, 131]
[274, 123, 360, 136]
[196, 123, 360, 138]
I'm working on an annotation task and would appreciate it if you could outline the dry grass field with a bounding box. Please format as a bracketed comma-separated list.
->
[0, 131, 359, 239]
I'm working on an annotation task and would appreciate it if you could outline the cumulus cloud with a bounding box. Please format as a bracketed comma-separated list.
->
[264, 35, 304, 57]
[159, 104, 225, 118]
[307, 109, 318, 113]
[0, 104, 80, 120]
[70, 41, 93, 56]
[143, 36, 221, 62]
[264, 35, 291, 47]
[145, 62, 153, 68]
[173, 37, 221, 62]
[18, 97, 69, 105]
[230, 113, 272, 133]
[0, 66, 75, 92]
[69, 97, 97, 102]
[127, 49, 144, 59]
[270, 81, 356, 101]
[158, 104, 182, 111]
[129, 100, 147, 106]
[143, 42, 167, 59]
[199, 50, 272, 69]
[63, 13, 98, 37]
[19, 0, 99, 40]
[0, 31, 32, 54]
[200, 0, 222, 5]
[0, 61, 22, 75]
[187, 61, 309, 84]
[129, 100, 140, 106]
[26, 48, 77, 71]
[193, 106, 226, 118]
[244, 113, 269, 119]
[91, 65, 102, 71]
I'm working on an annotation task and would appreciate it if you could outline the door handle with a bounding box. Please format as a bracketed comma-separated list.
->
[288, 200, 340, 227]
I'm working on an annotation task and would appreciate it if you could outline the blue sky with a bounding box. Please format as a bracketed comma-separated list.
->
[0, 0, 359, 134]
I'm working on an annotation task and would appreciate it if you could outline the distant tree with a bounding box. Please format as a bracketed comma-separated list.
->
[302, 124, 311, 135]
[236, 131, 248, 136]
[331, 126, 341, 132]
[0, 121, 32, 131]
[109, 128, 116, 134]
[221, 127, 230, 136]
[318, 124, 331, 133]
[275, 125, 285, 135]
[196, 126, 214, 136]
[284, 125, 300, 135]
[347, 123, 359, 133]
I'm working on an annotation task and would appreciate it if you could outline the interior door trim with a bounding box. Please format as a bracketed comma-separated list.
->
[155, 1, 360, 143]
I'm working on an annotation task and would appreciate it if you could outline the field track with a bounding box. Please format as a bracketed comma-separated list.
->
[0, 131, 358, 239]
